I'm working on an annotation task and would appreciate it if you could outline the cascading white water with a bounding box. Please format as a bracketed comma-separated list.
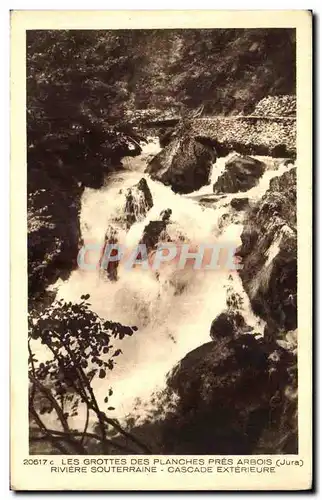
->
[46, 139, 295, 427]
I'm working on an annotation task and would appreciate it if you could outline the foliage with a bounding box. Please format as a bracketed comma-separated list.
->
[27, 30, 144, 189]
[167, 29, 296, 114]
[27, 28, 295, 189]
[28, 295, 151, 454]
[123, 28, 296, 115]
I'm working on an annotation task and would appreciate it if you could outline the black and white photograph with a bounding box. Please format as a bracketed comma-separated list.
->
[27, 25, 299, 457]
[9, 9, 313, 491]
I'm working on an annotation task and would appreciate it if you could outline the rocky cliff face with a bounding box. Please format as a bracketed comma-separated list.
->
[28, 168, 82, 301]
[253, 95, 296, 117]
[237, 167, 297, 333]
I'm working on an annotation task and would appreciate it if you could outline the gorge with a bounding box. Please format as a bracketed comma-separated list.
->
[27, 28, 297, 456]
[29, 120, 298, 455]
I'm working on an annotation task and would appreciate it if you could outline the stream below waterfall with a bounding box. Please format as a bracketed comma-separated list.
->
[41, 137, 295, 430]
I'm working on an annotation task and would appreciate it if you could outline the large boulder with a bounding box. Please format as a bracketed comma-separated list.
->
[146, 135, 217, 194]
[213, 154, 265, 194]
[160, 333, 297, 454]
[237, 167, 297, 333]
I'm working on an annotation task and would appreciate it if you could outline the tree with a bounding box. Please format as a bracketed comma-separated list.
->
[28, 295, 151, 454]
[27, 30, 144, 190]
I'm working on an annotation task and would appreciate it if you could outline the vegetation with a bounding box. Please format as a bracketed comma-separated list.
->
[27, 28, 297, 454]
[27, 30, 146, 190]
[27, 28, 296, 190]
[121, 28, 296, 114]
[27, 28, 296, 185]
[28, 296, 151, 454]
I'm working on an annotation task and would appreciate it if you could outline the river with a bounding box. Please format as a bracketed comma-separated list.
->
[43, 138, 294, 429]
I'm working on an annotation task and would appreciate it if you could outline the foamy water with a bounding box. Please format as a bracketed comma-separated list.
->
[39, 140, 294, 429]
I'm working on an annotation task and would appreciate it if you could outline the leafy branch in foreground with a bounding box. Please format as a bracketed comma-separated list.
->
[28, 296, 151, 454]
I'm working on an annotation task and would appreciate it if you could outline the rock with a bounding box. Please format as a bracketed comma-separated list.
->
[123, 138, 142, 158]
[101, 226, 119, 281]
[237, 168, 297, 332]
[271, 145, 289, 158]
[124, 178, 153, 230]
[160, 334, 297, 454]
[213, 154, 265, 194]
[28, 169, 81, 300]
[159, 128, 176, 148]
[210, 310, 249, 340]
[140, 209, 172, 254]
[230, 197, 249, 211]
[146, 135, 216, 194]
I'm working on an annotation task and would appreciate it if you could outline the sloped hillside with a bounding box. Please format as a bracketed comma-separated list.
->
[129, 28, 296, 114]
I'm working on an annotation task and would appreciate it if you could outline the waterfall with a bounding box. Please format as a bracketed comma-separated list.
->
[45, 139, 295, 428]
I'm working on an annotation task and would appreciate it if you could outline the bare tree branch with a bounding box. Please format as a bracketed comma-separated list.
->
[29, 374, 70, 434]
[31, 428, 137, 454]
[80, 406, 90, 446]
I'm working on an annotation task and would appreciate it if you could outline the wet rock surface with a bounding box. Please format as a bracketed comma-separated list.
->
[140, 209, 173, 255]
[210, 310, 250, 340]
[101, 225, 119, 281]
[237, 167, 297, 332]
[146, 135, 216, 194]
[230, 197, 250, 211]
[160, 333, 297, 454]
[124, 177, 153, 230]
[213, 154, 265, 194]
